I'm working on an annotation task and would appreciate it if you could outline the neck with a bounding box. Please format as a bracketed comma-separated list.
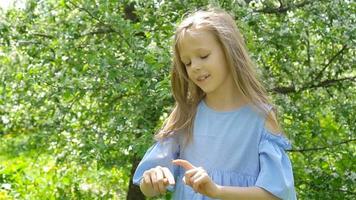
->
[204, 88, 248, 112]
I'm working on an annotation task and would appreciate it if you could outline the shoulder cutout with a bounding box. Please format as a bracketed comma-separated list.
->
[264, 110, 281, 135]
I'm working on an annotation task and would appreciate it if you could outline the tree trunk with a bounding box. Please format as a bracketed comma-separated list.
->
[126, 156, 145, 200]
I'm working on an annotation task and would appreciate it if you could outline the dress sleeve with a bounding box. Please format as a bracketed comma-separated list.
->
[255, 129, 297, 200]
[132, 135, 180, 191]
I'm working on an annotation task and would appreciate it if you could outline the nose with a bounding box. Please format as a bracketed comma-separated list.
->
[191, 58, 202, 71]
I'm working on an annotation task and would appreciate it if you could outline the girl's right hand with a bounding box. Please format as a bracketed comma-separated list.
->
[141, 166, 175, 195]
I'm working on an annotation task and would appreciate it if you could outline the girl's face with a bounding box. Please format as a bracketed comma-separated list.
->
[179, 29, 235, 96]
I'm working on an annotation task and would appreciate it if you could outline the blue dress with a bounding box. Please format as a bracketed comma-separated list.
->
[133, 100, 297, 200]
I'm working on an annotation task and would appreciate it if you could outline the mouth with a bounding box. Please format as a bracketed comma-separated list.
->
[196, 74, 210, 82]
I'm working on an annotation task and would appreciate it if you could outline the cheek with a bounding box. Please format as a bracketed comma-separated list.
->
[186, 69, 194, 80]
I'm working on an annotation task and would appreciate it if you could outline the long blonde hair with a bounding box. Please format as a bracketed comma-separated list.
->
[155, 8, 280, 145]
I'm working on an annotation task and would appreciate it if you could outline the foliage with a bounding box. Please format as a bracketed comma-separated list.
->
[0, 133, 128, 199]
[0, 0, 355, 199]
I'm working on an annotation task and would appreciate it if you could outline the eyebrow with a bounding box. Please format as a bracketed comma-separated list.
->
[180, 48, 210, 60]
[193, 48, 210, 52]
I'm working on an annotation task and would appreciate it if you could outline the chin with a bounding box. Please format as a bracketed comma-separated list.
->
[201, 88, 214, 94]
[196, 84, 214, 94]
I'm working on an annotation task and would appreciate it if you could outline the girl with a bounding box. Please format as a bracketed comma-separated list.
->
[133, 8, 297, 200]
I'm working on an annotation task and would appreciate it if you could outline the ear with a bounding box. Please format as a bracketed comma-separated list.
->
[264, 111, 282, 134]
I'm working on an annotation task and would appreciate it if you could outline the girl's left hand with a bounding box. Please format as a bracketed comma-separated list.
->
[172, 159, 220, 198]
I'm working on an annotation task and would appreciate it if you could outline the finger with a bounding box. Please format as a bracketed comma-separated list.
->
[184, 174, 192, 186]
[155, 168, 166, 194]
[155, 167, 164, 182]
[192, 174, 208, 192]
[191, 170, 204, 182]
[184, 168, 200, 186]
[191, 171, 204, 192]
[182, 176, 192, 187]
[150, 171, 161, 194]
[172, 159, 195, 170]
[163, 177, 169, 185]
[143, 171, 154, 189]
[161, 167, 175, 185]
[185, 167, 201, 176]
[143, 174, 151, 185]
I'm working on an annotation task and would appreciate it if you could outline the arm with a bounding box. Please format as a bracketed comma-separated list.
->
[132, 136, 180, 197]
[173, 160, 279, 200]
[215, 185, 279, 200]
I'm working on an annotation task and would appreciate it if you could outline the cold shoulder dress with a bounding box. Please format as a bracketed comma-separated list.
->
[133, 100, 297, 200]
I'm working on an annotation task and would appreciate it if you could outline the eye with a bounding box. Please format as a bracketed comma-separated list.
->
[182, 60, 191, 67]
[200, 54, 209, 59]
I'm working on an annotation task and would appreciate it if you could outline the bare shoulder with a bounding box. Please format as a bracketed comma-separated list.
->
[264, 110, 282, 135]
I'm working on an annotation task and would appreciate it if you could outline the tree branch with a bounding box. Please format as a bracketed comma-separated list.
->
[278, 0, 284, 8]
[67, 0, 102, 23]
[32, 33, 54, 39]
[312, 44, 348, 82]
[269, 43, 350, 94]
[288, 138, 356, 152]
[296, 180, 356, 196]
[271, 76, 356, 94]
[254, 0, 312, 14]
[253, 0, 313, 14]
[306, 30, 311, 69]
[65, 0, 132, 48]
[80, 28, 117, 37]
[308, 76, 356, 89]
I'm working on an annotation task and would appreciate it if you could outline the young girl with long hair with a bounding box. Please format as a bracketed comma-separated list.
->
[133, 8, 296, 200]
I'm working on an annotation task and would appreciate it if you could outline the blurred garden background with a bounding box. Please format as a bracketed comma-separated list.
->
[0, 0, 355, 199]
